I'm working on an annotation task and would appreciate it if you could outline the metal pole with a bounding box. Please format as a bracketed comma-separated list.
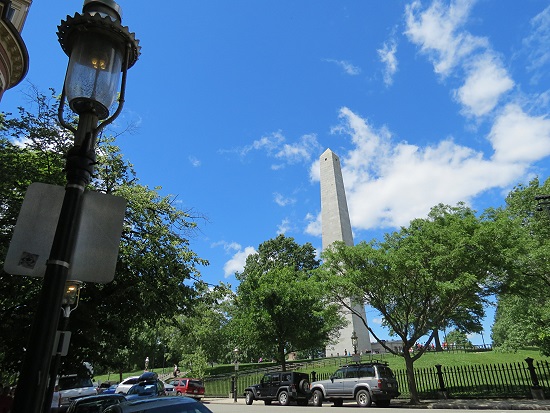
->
[12, 112, 98, 413]
[42, 307, 71, 413]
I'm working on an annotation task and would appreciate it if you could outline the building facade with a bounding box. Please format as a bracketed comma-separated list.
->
[0, 0, 31, 102]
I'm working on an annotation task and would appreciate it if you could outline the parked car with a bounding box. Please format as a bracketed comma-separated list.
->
[163, 381, 176, 396]
[165, 378, 205, 400]
[58, 374, 98, 412]
[66, 393, 126, 413]
[309, 361, 400, 407]
[101, 384, 119, 395]
[124, 372, 165, 401]
[115, 376, 140, 394]
[97, 381, 118, 394]
[244, 371, 310, 406]
[103, 396, 213, 413]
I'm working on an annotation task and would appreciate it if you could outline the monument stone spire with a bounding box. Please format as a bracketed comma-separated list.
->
[320, 148, 371, 356]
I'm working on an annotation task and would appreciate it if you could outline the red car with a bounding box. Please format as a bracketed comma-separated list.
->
[165, 378, 205, 400]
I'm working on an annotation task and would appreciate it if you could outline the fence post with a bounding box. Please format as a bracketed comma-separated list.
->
[435, 364, 448, 399]
[525, 358, 545, 400]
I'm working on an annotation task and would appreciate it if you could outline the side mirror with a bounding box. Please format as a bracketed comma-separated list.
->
[330, 376, 335, 383]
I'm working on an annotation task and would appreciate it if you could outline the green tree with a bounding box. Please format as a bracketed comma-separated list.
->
[318, 203, 504, 404]
[491, 177, 550, 355]
[166, 284, 234, 367]
[0, 88, 208, 380]
[230, 234, 343, 371]
[445, 329, 472, 348]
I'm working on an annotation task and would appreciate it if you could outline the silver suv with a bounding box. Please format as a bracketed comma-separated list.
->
[310, 362, 399, 407]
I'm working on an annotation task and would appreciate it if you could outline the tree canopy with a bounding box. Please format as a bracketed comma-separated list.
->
[230, 234, 344, 371]
[491, 177, 550, 355]
[0, 88, 208, 381]
[318, 203, 506, 403]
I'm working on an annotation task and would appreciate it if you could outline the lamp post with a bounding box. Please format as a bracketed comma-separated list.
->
[233, 347, 239, 403]
[42, 281, 84, 413]
[351, 331, 358, 355]
[12, 2, 139, 413]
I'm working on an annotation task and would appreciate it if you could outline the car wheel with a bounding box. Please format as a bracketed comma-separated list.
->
[176, 391, 182, 396]
[356, 389, 372, 407]
[312, 390, 323, 407]
[333, 399, 343, 407]
[376, 399, 391, 407]
[278, 391, 290, 406]
[264, 399, 272, 405]
[299, 379, 309, 393]
[245, 391, 254, 405]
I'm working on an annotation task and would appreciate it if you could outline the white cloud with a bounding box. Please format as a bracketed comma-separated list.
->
[489, 104, 550, 164]
[232, 132, 321, 169]
[378, 38, 398, 86]
[305, 212, 322, 237]
[455, 55, 514, 117]
[323, 58, 361, 75]
[405, 0, 487, 76]
[222, 245, 256, 278]
[277, 218, 291, 235]
[274, 192, 295, 206]
[308, 105, 550, 232]
[523, 5, 550, 77]
[188, 156, 201, 167]
[275, 133, 321, 164]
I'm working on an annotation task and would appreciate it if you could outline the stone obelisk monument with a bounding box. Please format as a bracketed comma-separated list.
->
[320, 148, 371, 356]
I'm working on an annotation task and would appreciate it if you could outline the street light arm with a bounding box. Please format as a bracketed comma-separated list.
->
[58, 87, 78, 135]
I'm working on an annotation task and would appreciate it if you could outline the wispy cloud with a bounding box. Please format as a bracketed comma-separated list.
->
[323, 58, 361, 75]
[522, 5, 550, 84]
[277, 218, 291, 235]
[405, 0, 513, 118]
[274, 192, 295, 206]
[231, 132, 322, 169]
[188, 156, 201, 167]
[378, 38, 398, 86]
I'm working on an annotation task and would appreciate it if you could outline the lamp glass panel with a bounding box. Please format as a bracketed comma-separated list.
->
[65, 31, 123, 116]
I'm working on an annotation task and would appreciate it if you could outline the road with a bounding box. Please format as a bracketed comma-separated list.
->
[204, 400, 546, 413]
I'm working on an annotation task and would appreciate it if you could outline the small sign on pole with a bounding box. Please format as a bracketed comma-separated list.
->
[52, 331, 71, 356]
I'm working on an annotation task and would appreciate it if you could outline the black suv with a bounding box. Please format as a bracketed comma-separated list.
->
[244, 371, 311, 406]
[310, 361, 399, 407]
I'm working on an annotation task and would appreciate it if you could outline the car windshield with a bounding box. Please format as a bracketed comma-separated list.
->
[59, 376, 93, 390]
[72, 398, 123, 413]
[127, 384, 156, 395]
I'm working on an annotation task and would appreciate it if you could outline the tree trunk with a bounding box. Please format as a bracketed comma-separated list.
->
[403, 349, 420, 404]
[279, 343, 287, 372]
[433, 329, 443, 352]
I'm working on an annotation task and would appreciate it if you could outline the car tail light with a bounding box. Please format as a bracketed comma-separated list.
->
[378, 379, 383, 389]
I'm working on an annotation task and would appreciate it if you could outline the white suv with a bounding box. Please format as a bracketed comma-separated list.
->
[58, 374, 98, 411]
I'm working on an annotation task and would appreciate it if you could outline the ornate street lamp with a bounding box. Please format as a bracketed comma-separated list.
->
[351, 331, 358, 355]
[233, 347, 239, 403]
[12, 2, 139, 413]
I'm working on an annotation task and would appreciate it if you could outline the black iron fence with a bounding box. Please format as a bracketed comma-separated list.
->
[203, 358, 550, 400]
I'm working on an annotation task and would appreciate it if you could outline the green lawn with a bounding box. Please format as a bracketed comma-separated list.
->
[94, 348, 549, 384]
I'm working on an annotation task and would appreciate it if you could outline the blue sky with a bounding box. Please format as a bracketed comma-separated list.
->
[3, 0, 550, 346]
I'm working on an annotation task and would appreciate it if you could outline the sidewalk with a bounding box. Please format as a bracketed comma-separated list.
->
[204, 397, 550, 409]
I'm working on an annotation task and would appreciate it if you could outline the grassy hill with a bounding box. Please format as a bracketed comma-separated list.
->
[94, 348, 549, 384]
